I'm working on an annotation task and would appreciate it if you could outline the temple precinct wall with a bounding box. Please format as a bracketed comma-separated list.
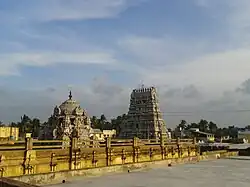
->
[0, 137, 197, 177]
[0, 137, 238, 185]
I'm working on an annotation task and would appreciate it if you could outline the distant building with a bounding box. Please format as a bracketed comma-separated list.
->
[89, 129, 117, 141]
[187, 128, 214, 142]
[0, 126, 19, 141]
[119, 86, 167, 139]
[174, 127, 187, 138]
[90, 129, 103, 140]
[238, 130, 250, 142]
[103, 129, 116, 138]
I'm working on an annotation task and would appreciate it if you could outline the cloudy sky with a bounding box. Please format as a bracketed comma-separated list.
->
[1, 0, 250, 127]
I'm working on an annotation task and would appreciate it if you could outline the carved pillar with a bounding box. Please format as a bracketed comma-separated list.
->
[25, 137, 33, 150]
[176, 137, 181, 158]
[0, 155, 5, 177]
[69, 137, 79, 170]
[193, 137, 197, 144]
[71, 137, 78, 149]
[133, 137, 139, 163]
[121, 149, 126, 164]
[50, 153, 57, 172]
[105, 137, 112, 166]
[149, 147, 153, 161]
[23, 138, 36, 175]
[188, 146, 191, 157]
[196, 145, 201, 156]
[160, 134, 165, 160]
[176, 137, 180, 145]
[92, 151, 98, 167]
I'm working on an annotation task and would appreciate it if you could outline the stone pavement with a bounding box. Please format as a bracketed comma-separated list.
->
[47, 158, 250, 187]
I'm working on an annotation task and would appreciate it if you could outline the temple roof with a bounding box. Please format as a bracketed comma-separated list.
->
[56, 91, 84, 115]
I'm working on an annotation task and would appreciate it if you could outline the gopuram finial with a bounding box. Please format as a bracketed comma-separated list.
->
[69, 90, 72, 100]
[139, 80, 144, 89]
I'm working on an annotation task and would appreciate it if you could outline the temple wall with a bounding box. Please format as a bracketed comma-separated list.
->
[0, 138, 238, 185]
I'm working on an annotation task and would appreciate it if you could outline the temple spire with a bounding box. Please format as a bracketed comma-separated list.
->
[69, 90, 72, 100]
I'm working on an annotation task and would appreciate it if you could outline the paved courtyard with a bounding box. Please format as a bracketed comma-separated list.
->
[49, 158, 250, 187]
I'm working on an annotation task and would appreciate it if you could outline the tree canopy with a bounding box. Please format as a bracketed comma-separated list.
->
[174, 119, 240, 138]
[1, 113, 127, 138]
[0, 114, 246, 139]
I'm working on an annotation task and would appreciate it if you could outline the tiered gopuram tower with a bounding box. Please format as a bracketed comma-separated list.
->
[120, 86, 167, 139]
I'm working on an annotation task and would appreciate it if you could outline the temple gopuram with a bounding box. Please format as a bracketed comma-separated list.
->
[119, 86, 168, 139]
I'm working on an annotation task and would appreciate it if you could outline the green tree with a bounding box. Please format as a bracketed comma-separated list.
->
[91, 116, 100, 129]
[177, 120, 187, 130]
[15, 114, 42, 138]
[9, 122, 18, 127]
[100, 114, 107, 122]
[228, 125, 238, 139]
[98, 114, 106, 130]
[208, 121, 218, 134]
[18, 114, 31, 136]
[187, 123, 199, 129]
[32, 118, 41, 138]
[91, 114, 112, 130]
[198, 119, 209, 132]
[110, 114, 127, 135]
[245, 125, 250, 130]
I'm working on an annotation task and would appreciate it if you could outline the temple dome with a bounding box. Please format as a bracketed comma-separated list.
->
[58, 91, 82, 115]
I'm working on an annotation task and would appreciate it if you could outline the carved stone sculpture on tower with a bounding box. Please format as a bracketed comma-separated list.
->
[52, 91, 94, 141]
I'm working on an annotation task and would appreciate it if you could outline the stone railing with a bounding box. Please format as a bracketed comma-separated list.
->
[0, 137, 198, 178]
[0, 137, 195, 150]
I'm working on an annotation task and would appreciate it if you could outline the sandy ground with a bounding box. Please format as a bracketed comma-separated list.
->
[48, 158, 250, 187]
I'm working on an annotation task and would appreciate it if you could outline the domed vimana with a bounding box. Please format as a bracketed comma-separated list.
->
[52, 91, 93, 142]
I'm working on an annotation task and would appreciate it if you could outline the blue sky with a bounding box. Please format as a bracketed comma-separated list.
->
[1, 0, 250, 127]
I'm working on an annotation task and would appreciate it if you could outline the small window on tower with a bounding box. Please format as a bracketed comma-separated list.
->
[70, 118, 75, 125]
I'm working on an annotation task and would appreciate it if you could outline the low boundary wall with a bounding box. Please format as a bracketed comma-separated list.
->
[9, 150, 238, 186]
[0, 137, 197, 178]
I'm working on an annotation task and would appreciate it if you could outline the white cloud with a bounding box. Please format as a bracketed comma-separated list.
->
[118, 35, 208, 67]
[1, 0, 250, 127]
[2, 79, 249, 127]
[0, 0, 141, 76]
[1, 0, 142, 22]
[0, 78, 131, 123]
[116, 0, 250, 125]
[118, 1, 250, 96]
[141, 47, 250, 96]
[0, 52, 117, 76]
[115, 0, 250, 126]
[116, 0, 250, 126]
[194, 0, 250, 46]
[1, 74, 250, 127]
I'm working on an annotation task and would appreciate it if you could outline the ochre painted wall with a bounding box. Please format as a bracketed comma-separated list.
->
[0, 139, 198, 178]
[0, 127, 19, 141]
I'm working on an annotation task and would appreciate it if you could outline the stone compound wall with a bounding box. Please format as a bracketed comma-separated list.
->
[9, 150, 238, 186]
[0, 137, 197, 178]
[0, 137, 238, 185]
